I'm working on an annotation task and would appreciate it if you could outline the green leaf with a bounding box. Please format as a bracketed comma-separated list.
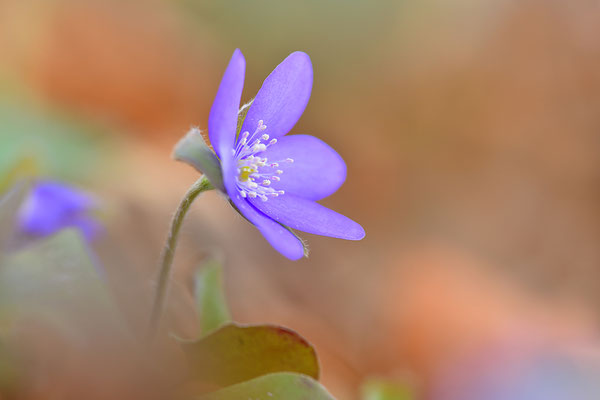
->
[195, 260, 231, 335]
[197, 372, 335, 400]
[182, 323, 320, 388]
[360, 379, 414, 400]
[173, 128, 224, 192]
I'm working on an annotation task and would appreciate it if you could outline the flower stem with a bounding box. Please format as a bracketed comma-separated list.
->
[147, 176, 214, 340]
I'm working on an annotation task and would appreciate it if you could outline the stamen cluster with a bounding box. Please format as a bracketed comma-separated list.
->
[233, 120, 293, 201]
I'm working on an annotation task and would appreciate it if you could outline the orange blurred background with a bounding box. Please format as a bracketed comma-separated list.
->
[1, 0, 600, 398]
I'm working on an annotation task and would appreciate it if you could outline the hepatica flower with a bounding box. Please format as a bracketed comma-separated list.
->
[17, 180, 101, 242]
[177, 50, 364, 260]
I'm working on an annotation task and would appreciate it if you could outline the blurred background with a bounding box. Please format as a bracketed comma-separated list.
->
[1, 0, 600, 398]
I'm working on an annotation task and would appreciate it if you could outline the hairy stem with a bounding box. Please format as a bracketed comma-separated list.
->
[148, 176, 213, 339]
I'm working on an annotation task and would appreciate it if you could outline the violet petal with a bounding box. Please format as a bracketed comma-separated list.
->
[221, 145, 304, 260]
[257, 134, 346, 201]
[250, 194, 365, 240]
[17, 181, 100, 240]
[239, 52, 312, 141]
[208, 49, 246, 158]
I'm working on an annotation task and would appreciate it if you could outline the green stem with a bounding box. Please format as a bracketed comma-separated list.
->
[148, 176, 214, 339]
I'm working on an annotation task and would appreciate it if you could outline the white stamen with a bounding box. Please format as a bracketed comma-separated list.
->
[234, 119, 292, 202]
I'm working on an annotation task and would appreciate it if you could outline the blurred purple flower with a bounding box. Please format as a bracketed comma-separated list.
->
[17, 180, 101, 242]
[432, 341, 600, 400]
[208, 49, 364, 260]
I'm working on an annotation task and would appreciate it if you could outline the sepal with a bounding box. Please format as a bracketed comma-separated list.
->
[173, 128, 224, 192]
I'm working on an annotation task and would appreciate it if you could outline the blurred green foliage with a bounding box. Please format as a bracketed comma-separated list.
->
[361, 378, 414, 400]
[0, 183, 27, 248]
[176, 0, 398, 86]
[195, 260, 231, 334]
[0, 99, 109, 186]
[0, 229, 115, 326]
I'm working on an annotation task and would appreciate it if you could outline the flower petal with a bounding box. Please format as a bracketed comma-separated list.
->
[239, 52, 312, 141]
[221, 149, 304, 260]
[17, 180, 100, 239]
[249, 194, 365, 240]
[209, 49, 246, 158]
[257, 135, 346, 201]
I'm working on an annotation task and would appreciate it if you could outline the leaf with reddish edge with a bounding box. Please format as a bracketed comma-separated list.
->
[181, 323, 319, 389]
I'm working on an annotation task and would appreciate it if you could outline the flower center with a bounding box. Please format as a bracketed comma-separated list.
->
[232, 120, 293, 201]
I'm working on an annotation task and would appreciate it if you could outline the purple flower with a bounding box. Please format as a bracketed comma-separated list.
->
[207, 49, 364, 260]
[17, 180, 101, 242]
